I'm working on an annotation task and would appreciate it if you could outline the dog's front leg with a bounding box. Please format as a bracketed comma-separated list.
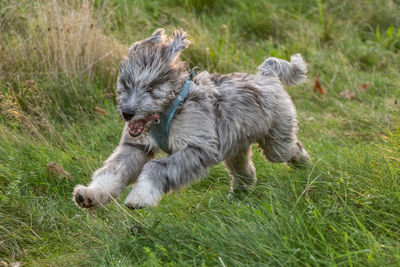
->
[125, 145, 217, 209]
[73, 127, 153, 209]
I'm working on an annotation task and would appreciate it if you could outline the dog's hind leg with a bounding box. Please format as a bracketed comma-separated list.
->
[225, 146, 257, 193]
[73, 125, 153, 209]
[257, 91, 310, 167]
[259, 136, 310, 168]
[258, 121, 310, 168]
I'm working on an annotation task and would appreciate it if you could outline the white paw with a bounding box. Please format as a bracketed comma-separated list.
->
[72, 185, 110, 209]
[124, 179, 162, 209]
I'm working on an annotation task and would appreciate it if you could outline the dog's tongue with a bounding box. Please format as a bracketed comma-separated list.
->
[146, 114, 160, 121]
[128, 114, 160, 137]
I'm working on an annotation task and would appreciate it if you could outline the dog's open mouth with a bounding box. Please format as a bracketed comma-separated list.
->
[128, 114, 160, 137]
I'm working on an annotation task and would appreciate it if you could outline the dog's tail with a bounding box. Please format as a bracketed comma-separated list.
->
[258, 54, 307, 86]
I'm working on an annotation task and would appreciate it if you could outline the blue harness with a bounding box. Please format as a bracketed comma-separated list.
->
[149, 71, 195, 153]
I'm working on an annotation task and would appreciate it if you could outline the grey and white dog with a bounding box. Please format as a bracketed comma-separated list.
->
[73, 28, 310, 209]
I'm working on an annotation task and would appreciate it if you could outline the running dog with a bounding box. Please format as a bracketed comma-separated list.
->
[73, 28, 310, 209]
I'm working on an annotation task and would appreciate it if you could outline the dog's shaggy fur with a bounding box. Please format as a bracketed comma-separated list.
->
[73, 29, 310, 209]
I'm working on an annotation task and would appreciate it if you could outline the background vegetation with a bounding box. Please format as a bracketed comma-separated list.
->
[0, 0, 399, 265]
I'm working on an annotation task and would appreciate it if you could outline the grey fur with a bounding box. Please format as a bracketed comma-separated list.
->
[258, 54, 307, 85]
[73, 28, 310, 209]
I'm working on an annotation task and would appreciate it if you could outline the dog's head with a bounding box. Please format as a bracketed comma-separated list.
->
[117, 28, 190, 137]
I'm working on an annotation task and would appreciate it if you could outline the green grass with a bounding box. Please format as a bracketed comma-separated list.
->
[1, 0, 399, 266]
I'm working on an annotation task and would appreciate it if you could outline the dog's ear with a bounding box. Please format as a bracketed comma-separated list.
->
[148, 28, 167, 43]
[128, 28, 167, 52]
[167, 28, 190, 56]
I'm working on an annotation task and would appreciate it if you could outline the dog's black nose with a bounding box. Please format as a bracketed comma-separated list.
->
[122, 110, 135, 121]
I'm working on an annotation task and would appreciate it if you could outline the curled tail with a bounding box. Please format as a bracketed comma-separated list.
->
[258, 54, 307, 86]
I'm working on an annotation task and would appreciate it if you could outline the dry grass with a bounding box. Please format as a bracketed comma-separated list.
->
[0, 0, 127, 84]
[0, 0, 128, 140]
[0, 80, 53, 143]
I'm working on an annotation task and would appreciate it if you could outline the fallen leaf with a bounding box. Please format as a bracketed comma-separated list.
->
[313, 75, 325, 95]
[340, 90, 355, 100]
[380, 134, 389, 141]
[46, 162, 71, 179]
[10, 263, 20, 267]
[0, 260, 8, 267]
[103, 93, 114, 99]
[356, 81, 371, 92]
[94, 106, 107, 115]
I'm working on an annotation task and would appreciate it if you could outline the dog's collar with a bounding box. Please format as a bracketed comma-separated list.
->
[149, 69, 197, 153]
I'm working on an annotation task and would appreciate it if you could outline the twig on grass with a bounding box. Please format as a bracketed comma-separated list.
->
[195, 183, 213, 210]
[291, 159, 321, 212]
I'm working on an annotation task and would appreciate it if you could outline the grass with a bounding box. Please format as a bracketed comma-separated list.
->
[0, 0, 399, 265]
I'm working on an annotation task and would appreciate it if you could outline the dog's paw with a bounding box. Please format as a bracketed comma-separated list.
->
[72, 185, 109, 209]
[124, 191, 160, 209]
[124, 198, 158, 209]
[124, 180, 162, 209]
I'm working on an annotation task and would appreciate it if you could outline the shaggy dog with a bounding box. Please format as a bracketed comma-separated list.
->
[73, 28, 310, 209]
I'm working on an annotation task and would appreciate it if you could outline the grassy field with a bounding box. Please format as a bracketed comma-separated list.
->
[1, 0, 399, 265]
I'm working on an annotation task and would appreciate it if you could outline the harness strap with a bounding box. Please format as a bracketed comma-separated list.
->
[149, 72, 195, 153]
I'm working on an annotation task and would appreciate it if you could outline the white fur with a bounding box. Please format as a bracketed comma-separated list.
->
[124, 177, 162, 208]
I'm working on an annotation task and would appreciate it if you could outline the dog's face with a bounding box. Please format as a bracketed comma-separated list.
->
[117, 29, 190, 137]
